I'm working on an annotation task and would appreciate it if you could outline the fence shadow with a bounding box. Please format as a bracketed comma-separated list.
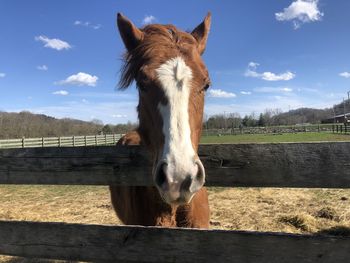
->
[317, 226, 350, 237]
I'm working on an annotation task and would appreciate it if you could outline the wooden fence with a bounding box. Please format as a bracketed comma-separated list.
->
[0, 134, 122, 149]
[203, 123, 334, 136]
[0, 142, 350, 262]
[332, 123, 349, 134]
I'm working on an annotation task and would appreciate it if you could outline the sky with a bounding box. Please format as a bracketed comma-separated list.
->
[1, 0, 350, 124]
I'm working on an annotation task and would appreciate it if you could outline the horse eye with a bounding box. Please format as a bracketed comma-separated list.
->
[203, 84, 210, 91]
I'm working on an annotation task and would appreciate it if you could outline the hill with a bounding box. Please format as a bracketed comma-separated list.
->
[1, 98, 349, 138]
[205, 98, 350, 129]
[272, 107, 333, 125]
[0, 111, 136, 139]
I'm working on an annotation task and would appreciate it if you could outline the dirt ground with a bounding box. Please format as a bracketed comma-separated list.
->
[0, 186, 349, 262]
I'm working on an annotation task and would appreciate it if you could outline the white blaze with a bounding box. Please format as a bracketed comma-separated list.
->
[156, 57, 198, 189]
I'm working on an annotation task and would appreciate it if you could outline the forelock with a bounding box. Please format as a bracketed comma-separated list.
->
[118, 24, 197, 89]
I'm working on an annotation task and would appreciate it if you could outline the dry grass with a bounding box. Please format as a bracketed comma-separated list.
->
[208, 187, 350, 234]
[0, 186, 120, 225]
[0, 186, 349, 262]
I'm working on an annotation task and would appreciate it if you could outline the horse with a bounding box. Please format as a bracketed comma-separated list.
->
[110, 12, 211, 228]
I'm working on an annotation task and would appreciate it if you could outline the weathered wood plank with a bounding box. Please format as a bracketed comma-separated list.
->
[0, 220, 349, 263]
[0, 142, 350, 187]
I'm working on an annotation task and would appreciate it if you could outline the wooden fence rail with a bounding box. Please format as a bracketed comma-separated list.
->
[0, 142, 350, 262]
[1, 142, 350, 187]
[0, 220, 349, 263]
[0, 134, 122, 149]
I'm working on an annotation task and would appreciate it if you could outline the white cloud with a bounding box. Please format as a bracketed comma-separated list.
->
[245, 62, 295, 81]
[57, 72, 98, 87]
[208, 89, 236, 98]
[37, 65, 48, 71]
[339, 72, 350, 78]
[282, 87, 293, 92]
[74, 20, 101, 30]
[0, 73, 5, 78]
[248, 62, 259, 68]
[52, 90, 69, 96]
[142, 15, 156, 25]
[240, 91, 252, 95]
[275, 0, 324, 29]
[35, 35, 71, 50]
[254, 87, 294, 93]
[92, 25, 101, 30]
[74, 20, 86, 26]
[112, 114, 127, 118]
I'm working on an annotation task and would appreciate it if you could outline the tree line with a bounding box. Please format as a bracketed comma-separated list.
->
[1, 98, 349, 138]
[205, 98, 350, 129]
[0, 111, 137, 139]
[204, 107, 335, 129]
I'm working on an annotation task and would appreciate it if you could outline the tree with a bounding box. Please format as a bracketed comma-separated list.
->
[258, 113, 266, 127]
[102, 124, 113, 134]
[242, 115, 249, 127]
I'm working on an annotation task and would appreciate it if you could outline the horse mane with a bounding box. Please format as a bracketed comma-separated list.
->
[119, 24, 195, 89]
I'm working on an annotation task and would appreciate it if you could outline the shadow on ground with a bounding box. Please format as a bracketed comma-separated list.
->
[317, 226, 350, 236]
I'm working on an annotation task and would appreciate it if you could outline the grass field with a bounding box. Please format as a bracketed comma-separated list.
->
[200, 132, 350, 144]
[1, 132, 350, 262]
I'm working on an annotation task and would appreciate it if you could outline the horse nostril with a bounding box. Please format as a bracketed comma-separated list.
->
[196, 161, 205, 182]
[196, 163, 204, 183]
[189, 161, 205, 193]
[155, 162, 168, 189]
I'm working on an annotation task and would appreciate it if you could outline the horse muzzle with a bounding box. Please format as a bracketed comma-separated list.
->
[154, 159, 205, 205]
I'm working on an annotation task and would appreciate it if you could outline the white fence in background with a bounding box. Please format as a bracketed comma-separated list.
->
[0, 134, 123, 149]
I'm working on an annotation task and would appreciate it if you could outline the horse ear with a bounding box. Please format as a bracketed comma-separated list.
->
[117, 13, 144, 52]
[191, 12, 211, 55]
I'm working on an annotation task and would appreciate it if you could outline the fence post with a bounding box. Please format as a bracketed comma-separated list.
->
[84, 136, 87, 146]
[113, 134, 116, 144]
[73, 136, 75, 147]
[105, 134, 107, 145]
[59, 137, 61, 147]
[95, 135, 97, 146]
[42, 137, 44, 147]
[22, 137, 25, 148]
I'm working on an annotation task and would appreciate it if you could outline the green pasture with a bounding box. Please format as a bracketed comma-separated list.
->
[200, 132, 350, 144]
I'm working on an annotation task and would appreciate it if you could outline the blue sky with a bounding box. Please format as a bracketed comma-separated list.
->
[1, 0, 350, 124]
